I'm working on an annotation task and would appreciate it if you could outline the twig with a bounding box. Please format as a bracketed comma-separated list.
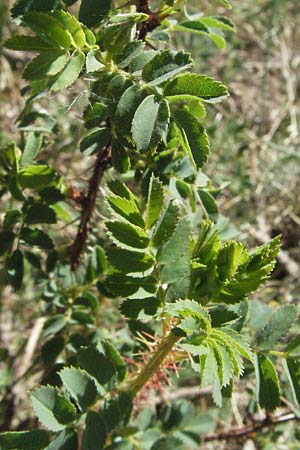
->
[70, 139, 111, 270]
[203, 413, 299, 442]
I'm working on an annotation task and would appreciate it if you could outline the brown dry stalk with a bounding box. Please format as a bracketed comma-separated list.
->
[203, 412, 299, 442]
[70, 140, 111, 270]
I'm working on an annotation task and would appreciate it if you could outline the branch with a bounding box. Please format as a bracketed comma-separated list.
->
[203, 412, 299, 442]
[70, 140, 111, 270]
[123, 331, 181, 397]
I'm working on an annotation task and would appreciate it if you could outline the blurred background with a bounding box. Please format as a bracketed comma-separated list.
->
[0, 0, 299, 448]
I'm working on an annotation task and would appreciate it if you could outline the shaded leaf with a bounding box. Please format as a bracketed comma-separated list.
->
[174, 109, 210, 169]
[23, 51, 69, 81]
[79, 0, 112, 27]
[46, 428, 78, 450]
[0, 430, 49, 450]
[82, 411, 106, 450]
[142, 49, 192, 86]
[5, 250, 24, 290]
[254, 354, 280, 412]
[146, 175, 164, 229]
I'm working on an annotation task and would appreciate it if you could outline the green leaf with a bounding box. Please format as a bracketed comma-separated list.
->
[26, 202, 57, 224]
[49, 50, 85, 92]
[102, 341, 126, 382]
[120, 297, 160, 319]
[254, 305, 297, 351]
[11, 0, 60, 19]
[107, 195, 144, 228]
[129, 50, 158, 74]
[104, 273, 157, 297]
[0, 231, 15, 257]
[41, 337, 64, 366]
[20, 132, 43, 167]
[132, 95, 170, 152]
[104, 13, 148, 54]
[107, 248, 155, 274]
[159, 218, 191, 299]
[174, 21, 226, 49]
[20, 227, 54, 249]
[201, 346, 222, 406]
[168, 299, 211, 332]
[115, 85, 148, 139]
[216, 235, 281, 304]
[46, 428, 78, 450]
[113, 41, 145, 69]
[43, 315, 66, 337]
[254, 354, 280, 412]
[101, 393, 133, 433]
[199, 190, 218, 221]
[80, 128, 110, 156]
[77, 346, 116, 386]
[218, 0, 232, 9]
[165, 74, 228, 103]
[111, 138, 130, 173]
[5, 35, 57, 51]
[30, 386, 77, 432]
[86, 49, 104, 73]
[79, 0, 112, 27]
[151, 437, 184, 450]
[59, 367, 97, 411]
[284, 358, 300, 407]
[86, 245, 107, 281]
[216, 241, 247, 282]
[18, 164, 58, 190]
[174, 109, 210, 169]
[152, 201, 180, 248]
[5, 250, 24, 290]
[142, 49, 192, 86]
[83, 102, 107, 129]
[0, 430, 49, 450]
[106, 221, 149, 249]
[23, 51, 69, 81]
[82, 411, 106, 450]
[23, 13, 72, 49]
[146, 175, 164, 229]
[199, 16, 235, 32]
[105, 73, 133, 116]
[52, 11, 86, 49]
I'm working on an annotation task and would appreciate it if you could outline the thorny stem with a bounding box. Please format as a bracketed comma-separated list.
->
[123, 330, 181, 397]
[70, 139, 111, 270]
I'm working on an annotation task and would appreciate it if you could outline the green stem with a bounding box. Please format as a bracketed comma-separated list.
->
[123, 331, 181, 398]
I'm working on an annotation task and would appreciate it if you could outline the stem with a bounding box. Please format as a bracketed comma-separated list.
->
[123, 331, 181, 397]
[70, 140, 111, 270]
[203, 413, 299, 442]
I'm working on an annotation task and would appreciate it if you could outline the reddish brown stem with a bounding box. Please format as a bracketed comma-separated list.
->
[70, 141, 111, 270]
